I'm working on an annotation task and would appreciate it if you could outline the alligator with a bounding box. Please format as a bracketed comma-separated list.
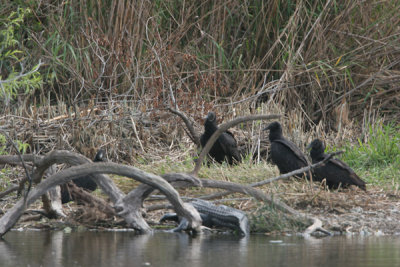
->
[160, 199, 250, 236]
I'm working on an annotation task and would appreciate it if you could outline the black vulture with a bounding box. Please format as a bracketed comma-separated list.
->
[263, 121, 310, 178]
[307, 139, 366, 190]
[200, 111, 241, 165]
[61, 149, 106, 203]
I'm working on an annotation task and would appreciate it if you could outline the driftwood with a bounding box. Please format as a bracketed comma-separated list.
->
[41, 165, 66, 218]
[0, 151, 200, 234]
[41, 187, 66, 218]
[0, 162, 203, 237]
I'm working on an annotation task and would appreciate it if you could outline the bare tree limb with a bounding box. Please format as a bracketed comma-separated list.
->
[0, 151, 143, 231]
[0, 150, 332, 236]
[0, 162, 202, 237]
[167, 108, 201, 147]
[65, 182, 115, 216]
[0, 185, 19, 199]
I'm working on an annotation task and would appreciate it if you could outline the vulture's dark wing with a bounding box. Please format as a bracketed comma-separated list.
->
[274, 139, 309, 166]
[200, 133, 207, 148]
[219, 131, 241, 163]
[328, 158, 366, 190]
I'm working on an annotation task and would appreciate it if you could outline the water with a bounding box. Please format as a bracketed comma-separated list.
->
[1, 230, 400, 267]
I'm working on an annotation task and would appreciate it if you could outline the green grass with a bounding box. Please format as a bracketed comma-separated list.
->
[334, 122, 400, 189]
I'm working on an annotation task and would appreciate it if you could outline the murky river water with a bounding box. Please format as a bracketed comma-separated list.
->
[1, 230, 400, 267]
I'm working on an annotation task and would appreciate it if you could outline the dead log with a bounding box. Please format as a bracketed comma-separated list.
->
[41, 187, 66, 218]
[113, 172, 201, 232]
[41, 165, 66, 218]
[0, 162, 202, 237]
[0, 151, 202, 233]
[0, 152, 126, 215]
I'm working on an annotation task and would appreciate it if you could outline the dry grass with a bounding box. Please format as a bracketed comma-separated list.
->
[2, 0, 400, 126]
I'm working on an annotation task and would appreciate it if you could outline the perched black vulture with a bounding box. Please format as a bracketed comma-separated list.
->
[307, 139, 366, 190]
[264, 121, 310, 178]
[200, 111, 241, 165]
[61, 149, 106, 203]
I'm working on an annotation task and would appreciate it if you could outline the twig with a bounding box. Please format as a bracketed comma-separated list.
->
[0, 185, 19, 199]
[0, 60, 42, 85]
[130, 116, 145, 152]
[167, 108, 201, 147]
[168, 81, 178, 110]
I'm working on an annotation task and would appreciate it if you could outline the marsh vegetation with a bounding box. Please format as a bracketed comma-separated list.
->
[0, 0, 399, 235]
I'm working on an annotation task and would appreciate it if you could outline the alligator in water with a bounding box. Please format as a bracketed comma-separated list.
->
[160, 199, 250, 236]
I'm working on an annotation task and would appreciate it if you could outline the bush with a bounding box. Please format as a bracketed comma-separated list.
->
[0, 7, 42, 104]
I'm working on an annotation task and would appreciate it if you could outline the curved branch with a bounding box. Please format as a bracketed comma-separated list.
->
[0, 162, 202, 237]
[0, 154, 39, 165]
[192, 114, 281, 175]
[250, 151, 344, 186]
[0, 151, 151, 232]
[30, 150, 124, 202]
[114, 172, 202, 232]
[168, 108, 200, 147]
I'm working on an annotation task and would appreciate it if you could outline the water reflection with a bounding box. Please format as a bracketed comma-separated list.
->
[1, 230, 400, 267]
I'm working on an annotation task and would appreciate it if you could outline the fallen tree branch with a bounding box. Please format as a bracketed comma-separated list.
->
[0, 162, 202, 237]
[0, 151, 150, 232]
[0, 150, 332, 236]
[0, 151, 124, 201]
